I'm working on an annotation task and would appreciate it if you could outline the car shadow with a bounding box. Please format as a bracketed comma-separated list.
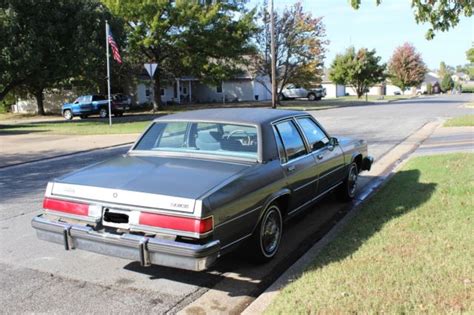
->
[122, 169, 436, 299]
[303, 169, 436, 271]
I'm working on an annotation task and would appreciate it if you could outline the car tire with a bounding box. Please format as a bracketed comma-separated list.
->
[278, 94, 285, 101]
[63, 110, 73, 120]
[99, 108, 108, 118]
[248, 203, 283, 263]
[308, 93, 316, 101]
[338, 162, 358, 201]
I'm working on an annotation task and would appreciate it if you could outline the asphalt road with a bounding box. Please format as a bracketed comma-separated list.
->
[0, 94, 472, 314]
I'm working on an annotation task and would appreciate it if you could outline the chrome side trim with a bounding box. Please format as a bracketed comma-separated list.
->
[220, 233, 252, 250]
[318, 165, 346, 180]
[287, 181, 343, 216]
[214, 205, 263, 228]
[293, 177, 318, 192]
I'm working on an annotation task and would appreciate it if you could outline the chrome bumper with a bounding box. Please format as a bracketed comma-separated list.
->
[31, 215, 220, 271]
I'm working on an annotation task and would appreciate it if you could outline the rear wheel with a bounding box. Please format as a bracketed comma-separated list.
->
[338, 162, 358, 201]
[63, 110, 73, 120]
[99, 108, 108, 118]
[248, 203, 283, 263]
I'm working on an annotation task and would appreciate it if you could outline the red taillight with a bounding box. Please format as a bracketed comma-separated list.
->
[139, 212, 213, 234]
[43, 197, 89, 216]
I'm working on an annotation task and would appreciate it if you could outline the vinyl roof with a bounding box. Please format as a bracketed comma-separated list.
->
[154, 108, 305, 125]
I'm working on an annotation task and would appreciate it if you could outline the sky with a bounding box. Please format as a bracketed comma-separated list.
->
[248, 0, 473, 70]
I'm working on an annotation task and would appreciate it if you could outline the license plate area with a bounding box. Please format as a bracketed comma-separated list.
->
[102, 208, 130, 229]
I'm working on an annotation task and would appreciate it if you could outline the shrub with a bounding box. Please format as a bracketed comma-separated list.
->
[426, 82, 433, 94]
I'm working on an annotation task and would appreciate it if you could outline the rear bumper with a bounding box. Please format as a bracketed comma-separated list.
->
[31, 215, 220, 271]
[362, 156, 374, 171]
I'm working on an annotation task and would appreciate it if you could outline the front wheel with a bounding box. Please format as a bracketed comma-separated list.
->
[63, 110, 73, 120]
[99, 108, 108, 118]
[338, 162, 358, 201]
[308, 93, 316, 101]
[248, 203, 283, 263]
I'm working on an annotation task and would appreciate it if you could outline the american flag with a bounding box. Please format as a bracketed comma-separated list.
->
[108, 28, 122, 64]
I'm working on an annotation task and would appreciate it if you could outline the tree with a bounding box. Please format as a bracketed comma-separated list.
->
[466, 47, 474, 80]
[350, 0, 473, 39]
[440, 73, 454, 92]
[0, 0, 121, 114]
[103, 0, 256, 110]
[329, 47, 385, 98]
[467, 48, 474, 63]
[388, 43, 427, 92]
[250, 2, 328, 101]
[438, 61, 448, 78]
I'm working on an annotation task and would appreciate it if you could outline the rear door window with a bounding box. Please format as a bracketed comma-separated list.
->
[296, 117, 329, 151]
[274, 120, 307, 161]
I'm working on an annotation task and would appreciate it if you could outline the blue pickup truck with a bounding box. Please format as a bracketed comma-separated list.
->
[62, 95, 129, 120]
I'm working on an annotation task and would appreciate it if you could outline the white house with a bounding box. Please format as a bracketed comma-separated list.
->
[135, 73, 272, 105]
[320, 74, 345, 98]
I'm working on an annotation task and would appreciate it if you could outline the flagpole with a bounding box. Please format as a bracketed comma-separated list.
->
[106, 20, 112, 126]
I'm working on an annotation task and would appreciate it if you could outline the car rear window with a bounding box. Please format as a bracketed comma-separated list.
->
[134, 121, 258, 160]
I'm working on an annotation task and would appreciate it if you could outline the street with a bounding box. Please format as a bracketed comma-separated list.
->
[0, 94, 472, 313]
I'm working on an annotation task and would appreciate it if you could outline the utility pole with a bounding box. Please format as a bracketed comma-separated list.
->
[105, 20, 112, 126]
[270, 0, 277, 109]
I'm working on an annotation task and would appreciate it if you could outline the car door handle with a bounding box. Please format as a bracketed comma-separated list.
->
[317, 154, 324, 160]
[287, 165, 296, 172]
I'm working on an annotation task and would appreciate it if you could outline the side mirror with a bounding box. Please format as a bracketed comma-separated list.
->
[329, 137, 339, 147]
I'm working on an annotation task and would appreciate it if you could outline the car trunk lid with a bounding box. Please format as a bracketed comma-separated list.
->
[51, 155, 252, 213]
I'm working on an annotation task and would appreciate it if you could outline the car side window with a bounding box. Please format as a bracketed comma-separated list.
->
[275, 120, 307, 162]
[297, 117, 329, 151]
[273, 127, 287, 164]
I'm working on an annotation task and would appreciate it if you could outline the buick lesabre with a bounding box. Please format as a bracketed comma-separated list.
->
[32, 108, 373, 271]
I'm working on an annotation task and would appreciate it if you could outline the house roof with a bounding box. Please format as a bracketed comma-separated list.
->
[424, 72, 439, 84]
[155, 108, 304, 125]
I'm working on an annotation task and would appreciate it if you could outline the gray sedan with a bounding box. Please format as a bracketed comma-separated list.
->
[32, 108, 373, 271]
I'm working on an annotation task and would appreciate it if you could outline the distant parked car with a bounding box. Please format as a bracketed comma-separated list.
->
[280, 84, 326, 101]
[62, 95, 129, 120]
[112, 93, 132, 107]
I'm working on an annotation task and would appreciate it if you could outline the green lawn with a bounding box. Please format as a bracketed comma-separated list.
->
[266, 153, 474, 314]
[0, 120, 150, 135]
[444, 114, 474, 127]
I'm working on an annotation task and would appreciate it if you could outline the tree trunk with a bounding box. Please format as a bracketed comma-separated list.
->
[35, 88, 45, 115]
[153, 77, 162, 111]
[151, 63, 161, 111]
[0, 85, 13, 103]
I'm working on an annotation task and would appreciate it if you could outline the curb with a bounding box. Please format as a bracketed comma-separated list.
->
[241, 119, 441, 315]
[0, 142, 134, 170]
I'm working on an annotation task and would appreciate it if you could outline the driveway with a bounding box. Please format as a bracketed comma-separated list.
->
[0, 94, 472, 313]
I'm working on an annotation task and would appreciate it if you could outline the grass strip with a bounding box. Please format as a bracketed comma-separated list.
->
[266, 153, 474, 314]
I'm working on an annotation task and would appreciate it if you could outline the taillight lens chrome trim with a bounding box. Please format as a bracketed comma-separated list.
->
[139, 212, 213, 234]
